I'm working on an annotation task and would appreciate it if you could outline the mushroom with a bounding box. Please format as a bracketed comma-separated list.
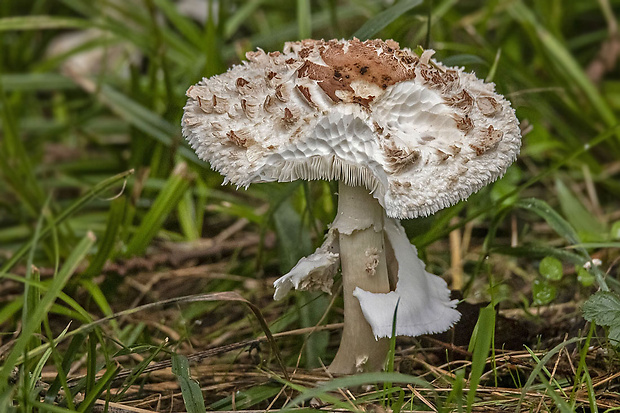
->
[182, 39, 521, 374]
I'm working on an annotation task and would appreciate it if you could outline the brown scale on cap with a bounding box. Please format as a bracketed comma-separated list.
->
[446, 165, 469, 189]
[449, 145, 462, 155]
[236, 77, 252, 95]
[420, 66, 443, 86]
[275, 84, 288, 102]
[429, 68, 461, 92]
[196, 96, 213, 114]
[389, 179, 413, 195]
[212, 95, 229, 114]
[454, 114, 474, 134]
[373, 121, 385, 135]
[444, 89, 474, 112]
[470, 125, 504, 155]
[395, 49, 418, 65]
[266, 73, 281, 89]
[210, 121, 223, 132]
[282, 107, 296, 126]
[245, 50, 265, 62]
[295, 39, 416, 106]
[436, 149, 451, 161]
[263, 94, 276, 113]
[442, 69, 460, 85]
[351, 95, 375, 108]
[226, 130, 253, 148]
[186, 86, 215, 114]
[476, 96, 502, 116]
[382, 141, 421, 174]
[295, 85, 317, 108]
[240, 98, 258, 119]
[298, 47, 313, 59]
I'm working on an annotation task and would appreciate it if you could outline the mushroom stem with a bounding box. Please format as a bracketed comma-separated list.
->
[329, 183, 391, 374]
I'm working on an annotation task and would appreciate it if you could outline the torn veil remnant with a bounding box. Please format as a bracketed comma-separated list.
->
[182, 38, 521, 374]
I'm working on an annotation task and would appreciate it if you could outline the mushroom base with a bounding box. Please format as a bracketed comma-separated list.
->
[329, 183, 391, 374]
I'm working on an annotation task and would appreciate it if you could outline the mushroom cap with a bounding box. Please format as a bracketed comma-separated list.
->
[182, 39, 521, 219]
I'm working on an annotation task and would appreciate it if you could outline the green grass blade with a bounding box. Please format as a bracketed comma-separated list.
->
[97, 85, 200, 164]
[0, 73, 76, 92]
[282, 372, 434, 409]
[77, 364, 119, 413]
[85, 332, 97, 399]
[535, 371, 574, 413]
[84, 195, 126, 277]
[1, 273, 93, 325]
[272, 198, 312, 271]
[223, 0, 265, 39]
[446, 369, 466, 413]
[353, 0, 423, 40]
[509, 2, 618, 131]
[524, 346, 573, 412]
[297, 0, 312, 39]
[273, 377, 357, 411]
[203, 0, 224, 77]
[515, 198, 581, 250]
[23, 197, 50, 353]
[383, 298, 400, 406]
[517, 337, 582, 410]
[80, 279, 118, 333]
[485, 48, 501, 83]
[152, 0, 204, 48]
[569, 242, 620, 249]
[209, 385, 281, 411]
[63, 77, 197, 165]
[27, 399, 77, 413]
[124, 163, 193, 256]
[466, 304, 495, 412]
[491, 245, 585, 264]
[0, 298, 23, 326]
[515, 197, 609, 291]
[114, 339, 167, 401]
[171, 353, 207, 413]
[177, 190, 200, 241]
[0, 169, 133, 274]
[0, 16, 87, 31]
[0, 273, 94, 329]
[0, 81, 45, 217]
[524, 346, 569, 398]
[28, 323, 70, 405]
[583, 369, 598, 413]
[388, 300, 399, 372]
[555, 178, 606, 238]
[44, 333, 86, 407]
[0, 231, 96, 392]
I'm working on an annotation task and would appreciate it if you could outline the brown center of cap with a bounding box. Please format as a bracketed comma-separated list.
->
[296, 39, 416, 107]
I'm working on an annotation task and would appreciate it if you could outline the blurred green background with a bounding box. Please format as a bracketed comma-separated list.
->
[1, 0, 620, 410]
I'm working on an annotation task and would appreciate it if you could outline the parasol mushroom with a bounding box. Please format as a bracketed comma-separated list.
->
[182, 38, 521, 374]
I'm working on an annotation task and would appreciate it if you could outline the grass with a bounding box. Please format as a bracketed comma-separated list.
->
[1, 0, 620, 411]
